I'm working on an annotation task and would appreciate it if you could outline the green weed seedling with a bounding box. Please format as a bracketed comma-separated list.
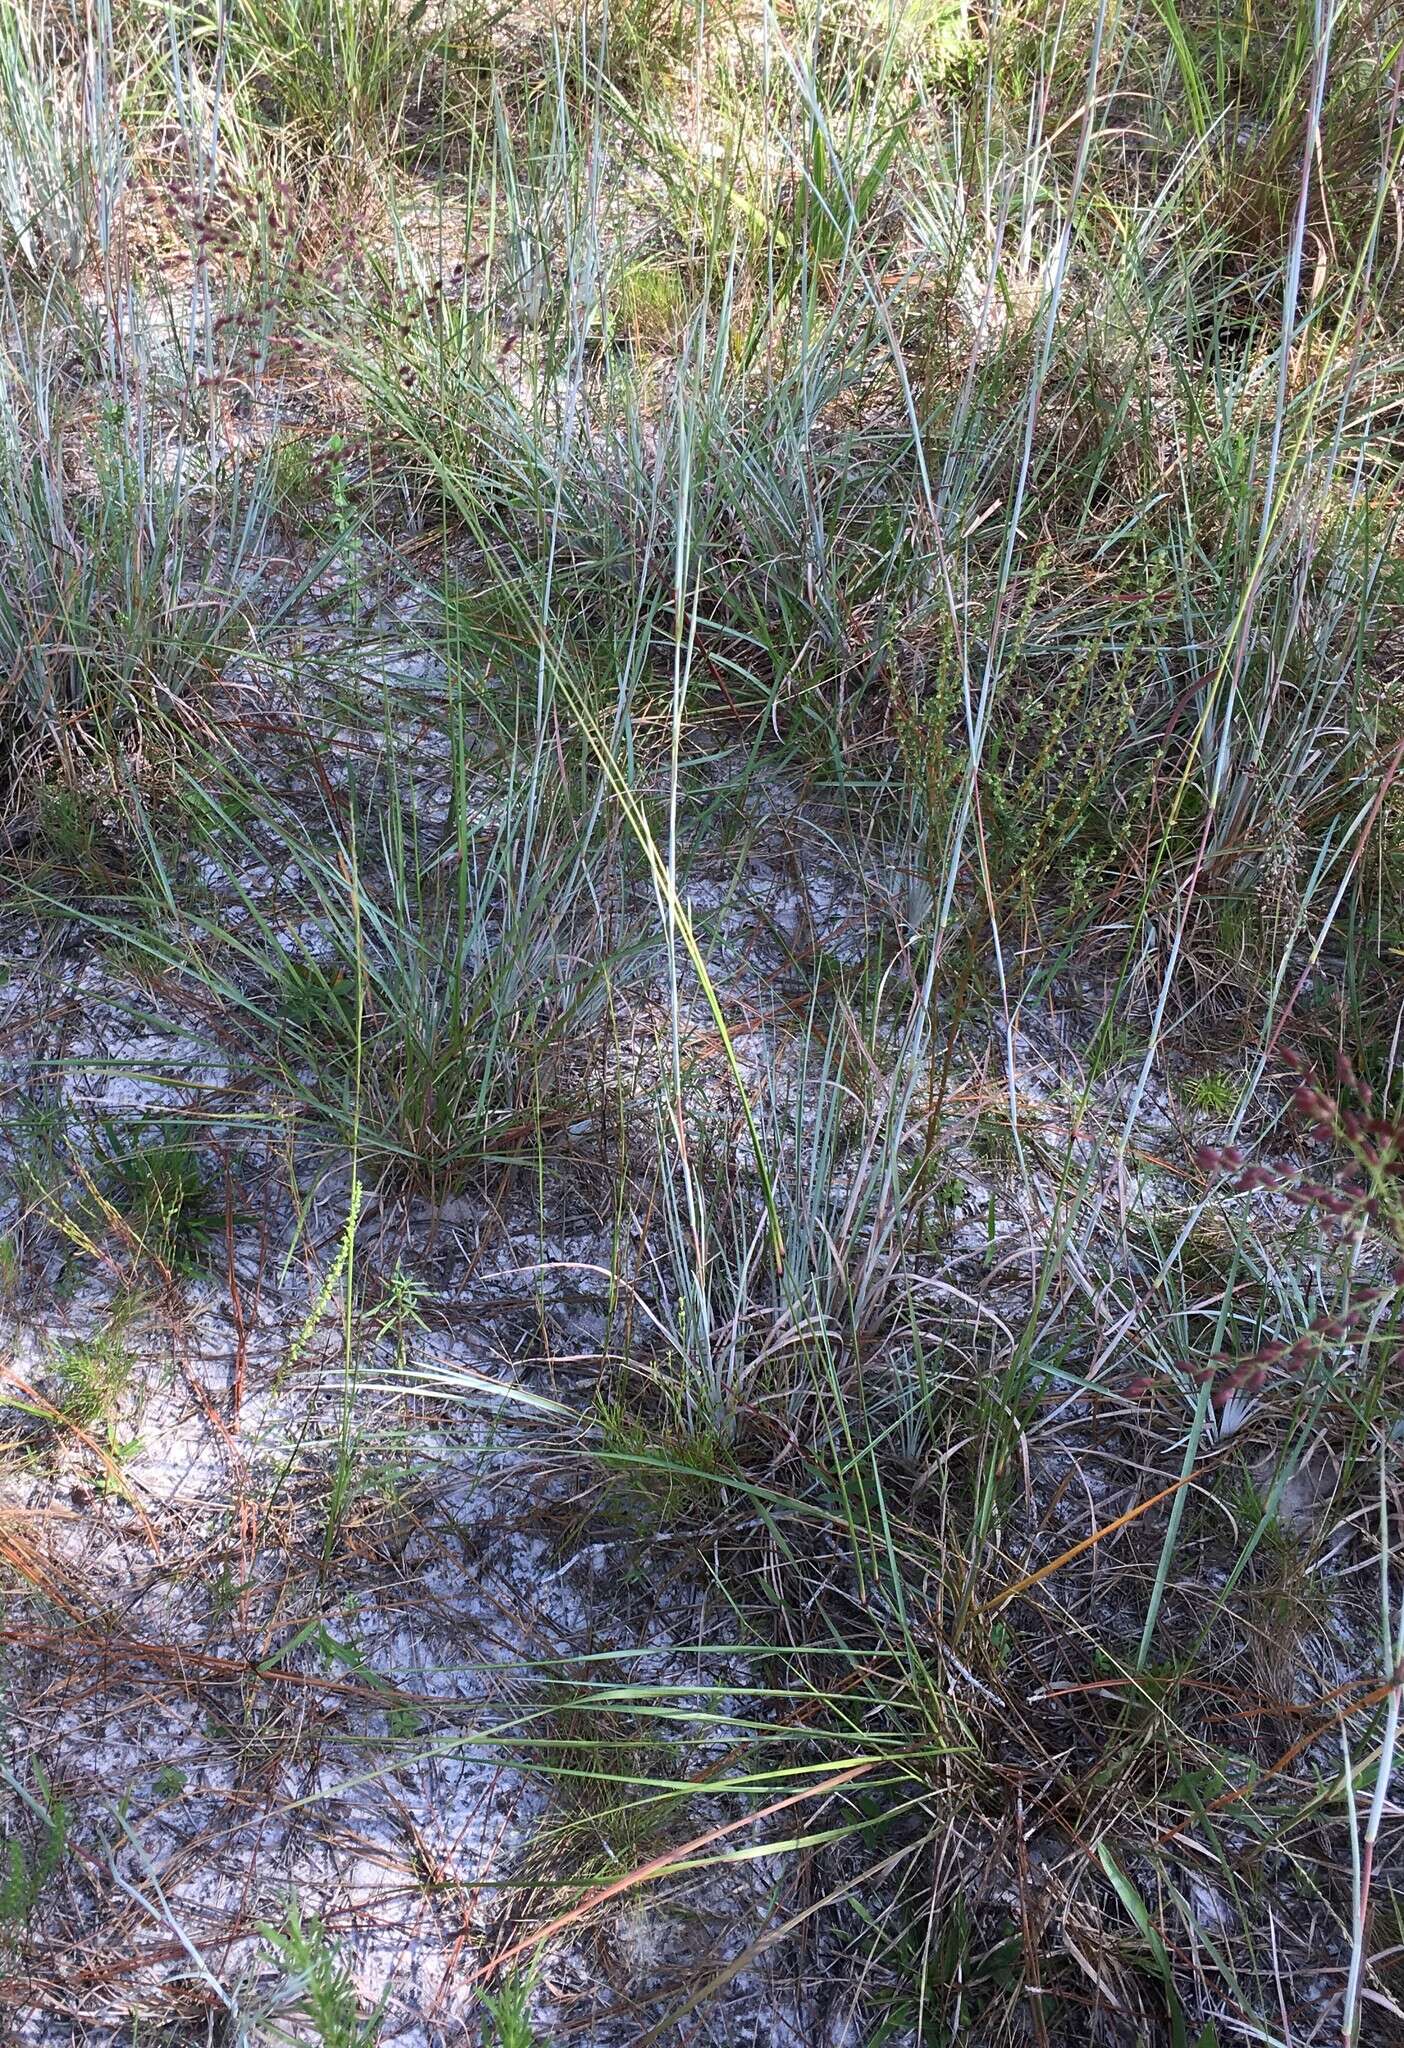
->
[52, 1328, 133, 1428]
[1182, 1069, 1239, 1119]
[0, 1764, 69, 1944]
[98, 1119, 225, 1273]
[262, 1902, 383, 2047]
[480, 1970, 542, 2048]
[612, 257, 688, 350]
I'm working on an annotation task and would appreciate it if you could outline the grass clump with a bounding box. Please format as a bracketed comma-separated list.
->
[213, 0, 438, 142]
[0, 335, 268, 818]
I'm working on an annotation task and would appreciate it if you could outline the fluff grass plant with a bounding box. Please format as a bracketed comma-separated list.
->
[4, 0, 1404, 2042]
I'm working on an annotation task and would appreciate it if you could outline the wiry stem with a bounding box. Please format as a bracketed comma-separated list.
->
[1342, 1474, 1404, 2045]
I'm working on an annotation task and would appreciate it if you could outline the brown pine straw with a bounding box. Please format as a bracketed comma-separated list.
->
[467, 1759, 878, 1988]
[964, 1468, 1404, 1871]
[1151, 1664, 1404, 1853]
[0, 1518, 87, 1621]
[976, 1471, 1197, 1616]
[0, 1365, 164, 1557]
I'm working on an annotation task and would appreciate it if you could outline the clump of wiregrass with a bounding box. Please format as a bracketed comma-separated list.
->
[505, 1028, 1404, 2038]
[0, 0, 97, 283]
[34, 670, 638, 1201]
[0, 2, 349, 813]
[208, 0, 447, 146]
[349, 10, 1403, 999]
[0, 352, 266, 810]
[0, 179, 295, 815]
